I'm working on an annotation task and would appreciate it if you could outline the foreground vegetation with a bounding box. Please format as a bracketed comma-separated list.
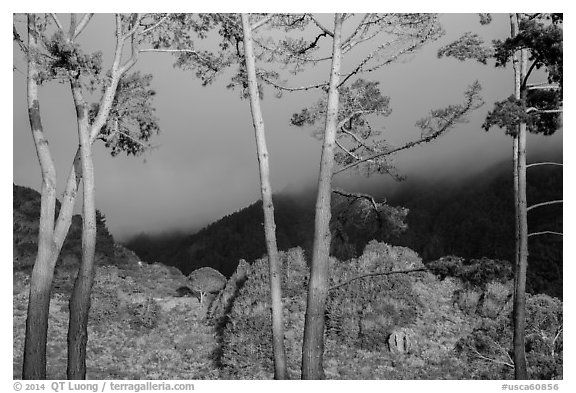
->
[13, 241, 562, 380]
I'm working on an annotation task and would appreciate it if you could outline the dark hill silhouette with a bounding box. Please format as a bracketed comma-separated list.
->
[13, 184, 116, 271]
[125, 157, 562, 298]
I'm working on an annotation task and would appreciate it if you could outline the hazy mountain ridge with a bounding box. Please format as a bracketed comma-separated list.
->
[125, 159, 562, 298]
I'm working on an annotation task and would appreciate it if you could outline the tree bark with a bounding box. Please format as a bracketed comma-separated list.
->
[240, 13, 289, 380]
[514, 43, 530, 381]
[67, 79, 98, 380]
[510, 13, 529, 380]
[301, 13, 343, 380]
[22, 13, 58, 380]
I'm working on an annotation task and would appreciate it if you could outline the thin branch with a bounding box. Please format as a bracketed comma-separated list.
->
[335, 140, 361, 160]
[337, 110, 372, 129]
[527, 231, 563, 238]
[298, 32, 328, 54]
[138, 48, 220, 72]
[334, 125, 447, 176]
[257, 72, 329, 92]
[72, 13, 94, 40]
[334, 84, 480, 176]
[526, 162, 563, 168]
[13, 23, 28, 54]
[253, 37, 331, 63]
[119, 28, 140, 74]
[527, 83, 561, 90]
[551, 326, 563, 357]
[106, 129, 157, 150]
[122, 13, 141, 41]
[250, 14, 274, 31]
[332, 188, 380, 212]
[139, 13, 170, 36]
[526, 107, 563, 114]
[468, 345, 515, 369]
[340, 126, 377, 152]
[329, 267, 427, 292]
[527, 200, 563, 212]
[341, 13, 372, 49]
[50, 13, 64, 32]
[522, 58, 540, 89]
[309, 14, 334, 37]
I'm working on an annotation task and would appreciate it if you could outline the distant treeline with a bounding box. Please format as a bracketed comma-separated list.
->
[125, 161, 562, 298]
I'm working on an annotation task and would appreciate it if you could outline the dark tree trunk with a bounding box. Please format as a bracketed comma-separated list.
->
[240, 13, 289, 379]
[22, 13, 58, 380]
[301, 13, 343, 380]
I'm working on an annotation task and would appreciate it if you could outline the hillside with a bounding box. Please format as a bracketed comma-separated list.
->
[13, 184, 115, 271]
[12, 184, 217, 379]
[125, 161, 562, 298]
[12, 184, 562, 379]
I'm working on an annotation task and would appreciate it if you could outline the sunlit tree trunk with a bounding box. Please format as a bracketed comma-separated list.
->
[67, 79, 97, 380]
[22, 13, 58, 380]
[240, 13, 289, 379]
[509, 12, 528, 380]
[515, 37, 530, 381]
[302, 13, 343, 380]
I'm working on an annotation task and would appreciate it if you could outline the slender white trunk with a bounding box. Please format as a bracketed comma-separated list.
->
[23, 13, 58, 380]
[302, 13, 343, 380]
[510, 13, 528, 379]
[241, 13, 289, 379]
[67, 78, 98, 380]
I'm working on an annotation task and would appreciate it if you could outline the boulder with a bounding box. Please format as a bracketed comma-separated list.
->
[388, 328, 414, 354]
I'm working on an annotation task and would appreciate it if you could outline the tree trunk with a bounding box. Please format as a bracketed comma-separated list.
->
[67, 79, 98, 380]
[301, 13, 343, 380]
[514, 44, 530, 381]
[240, 14, 289, 380]
[22, 14, 58, 380]
[509, 13, 529, 379]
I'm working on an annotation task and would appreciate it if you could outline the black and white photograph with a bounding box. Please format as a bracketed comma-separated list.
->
[11, 6, 566, 386]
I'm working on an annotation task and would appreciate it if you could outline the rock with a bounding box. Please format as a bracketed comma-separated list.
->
[388, 328, 414, 354]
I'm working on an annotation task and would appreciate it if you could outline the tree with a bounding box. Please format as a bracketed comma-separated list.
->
[239, 13, 289, 379]
[143, 13, 314, 379]
[266, 14, 479, 379]
[15, 13, 163, 379]
[439, 13, 562, 379]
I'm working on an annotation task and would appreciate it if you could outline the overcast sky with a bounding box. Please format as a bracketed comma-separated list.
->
[12, 13, 563, 241]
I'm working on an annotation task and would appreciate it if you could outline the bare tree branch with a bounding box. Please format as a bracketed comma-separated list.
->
[250, 14, 274, 31]
[72, 13, 94, 40]
[526, 107, 563, 114]
[257, 71, 329, 91]
[122, 13, 141, 41]
[253, 37, 332, 63]
[13, 23, 28, 54]
[309, 14, 334, 37]
[139, 48, 220, 72]
[335, 140, 361, 160]
[50, 13, 64, 32]
[527, 231, 563, 238]
[526, 162, 563, 168]
[551, 326, 563, 357]
[527, 200, 563, 212]
[329, 267, 427, 292]
[468, 345, 515, 368]
[139, 13, 170, 36]
[527, 83, 561, 90]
